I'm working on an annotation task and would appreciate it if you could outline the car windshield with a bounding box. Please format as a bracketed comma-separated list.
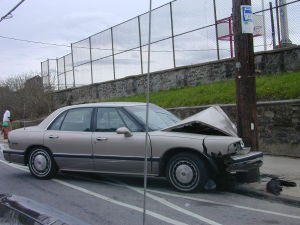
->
[125, 105, 181, 131]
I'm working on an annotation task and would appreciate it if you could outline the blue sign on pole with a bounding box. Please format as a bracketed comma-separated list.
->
[241, 5, 254, 34]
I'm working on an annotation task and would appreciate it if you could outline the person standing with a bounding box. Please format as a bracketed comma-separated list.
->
[2, 108, 11, 139]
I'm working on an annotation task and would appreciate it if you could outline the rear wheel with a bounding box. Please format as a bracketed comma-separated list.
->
[28, 148, 58, 179]
[166, 153, 208, 192]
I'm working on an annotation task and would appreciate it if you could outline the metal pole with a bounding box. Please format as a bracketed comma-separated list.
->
[138, 16, 144, 75]
[56, 58, 59, 90]
[89, 37, 94, 84]
[270, 2, 276, 49]
[279, 0, 291, 46]
[40, 62, 43, 88]
[143, 0, 152, 224]
[71, 44, 76, 87]
[229, 16, 234, 58]
[63, 56, 67, 89]
[275, 0, 281, 48]
[47, 59, 50, 88]
[169, 2, 176, 68]
[261, 0, 267, 51]
[111, 28, 116, 80]
[213, 0, 220, 60]
[233, 0, 259, 150]
[0, 0, 26, 23]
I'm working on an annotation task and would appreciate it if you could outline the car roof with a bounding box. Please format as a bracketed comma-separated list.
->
[61, 102, 147, 110]
[38, 102, 151, 129]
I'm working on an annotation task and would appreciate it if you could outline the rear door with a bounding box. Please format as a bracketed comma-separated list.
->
[44, 107, 94, 171]
[92, 107, 152, 174]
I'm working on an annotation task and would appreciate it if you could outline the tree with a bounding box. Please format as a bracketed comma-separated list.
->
[0, 73, 53, 121]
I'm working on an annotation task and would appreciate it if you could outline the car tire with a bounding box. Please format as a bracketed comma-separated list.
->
[28, 148, 58, 179]
[166, 153, 208, 192]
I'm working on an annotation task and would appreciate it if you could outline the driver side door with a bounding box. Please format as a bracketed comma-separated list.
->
[92, 107, 151, 174]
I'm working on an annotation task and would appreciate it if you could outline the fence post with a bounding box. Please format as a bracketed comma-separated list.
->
[169, 2, 176, 68]
[47, 59, 50, 88]
[269, 2, 276, 49]
[63, 56, 67, 89]
[89, 37, 94, 84]
[275, 0, 281, 48]
[261, 0, 267, 51]
[71, 44, 76, 87]
[111, 27, 116, 80]
[138, 16, 144, 75]
[40, 62, 43, 87]
[56, 58, 59, 90]
[213, 0, 220, 60]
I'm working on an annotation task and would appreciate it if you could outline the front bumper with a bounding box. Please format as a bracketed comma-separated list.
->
[224, 151, 263, 173]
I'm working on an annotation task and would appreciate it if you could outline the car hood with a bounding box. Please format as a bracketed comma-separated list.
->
[164, 106, 238, 137]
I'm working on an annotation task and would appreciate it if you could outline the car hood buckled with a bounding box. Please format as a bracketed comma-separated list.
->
[164, 106, 238, 137]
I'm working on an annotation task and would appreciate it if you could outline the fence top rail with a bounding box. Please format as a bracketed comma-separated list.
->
[72, 0, 177, 45]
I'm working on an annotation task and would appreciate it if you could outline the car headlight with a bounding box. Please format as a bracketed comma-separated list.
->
[227, 141, 245, 154]
[227, 142, 238, 154]
[240, 140, 245, 149]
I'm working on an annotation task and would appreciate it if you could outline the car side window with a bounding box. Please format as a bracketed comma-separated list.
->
[48, 112, 66, 130]
[60, 108, 93, 132]
[118, 109, 141, 132]
[96, 108, 126, 132]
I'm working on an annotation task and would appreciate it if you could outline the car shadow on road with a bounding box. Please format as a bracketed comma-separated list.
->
[58, 171, 234, 196]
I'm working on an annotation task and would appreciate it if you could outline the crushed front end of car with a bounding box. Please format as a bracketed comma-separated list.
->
[165, 106, 263, 180]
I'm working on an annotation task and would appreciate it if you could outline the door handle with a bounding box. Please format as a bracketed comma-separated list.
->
[49, 135, 59, 139]
[96, 137, 108, 141]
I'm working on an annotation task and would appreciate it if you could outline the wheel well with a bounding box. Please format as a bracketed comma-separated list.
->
[159, 148, 214, 177]
[24, 145, 53, 165]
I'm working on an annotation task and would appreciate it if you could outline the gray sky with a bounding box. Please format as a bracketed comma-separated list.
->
[0, 0, 171, 80]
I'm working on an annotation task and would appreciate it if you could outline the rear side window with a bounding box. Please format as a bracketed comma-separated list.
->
[60, 108, 93, 132]
[48, 112, 66, 130]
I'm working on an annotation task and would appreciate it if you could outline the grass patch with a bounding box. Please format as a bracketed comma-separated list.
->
[108, 71, 300, 108]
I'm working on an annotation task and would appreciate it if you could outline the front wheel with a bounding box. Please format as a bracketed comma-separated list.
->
[28, 148, 58, 179]
[166, 153, 208, 192]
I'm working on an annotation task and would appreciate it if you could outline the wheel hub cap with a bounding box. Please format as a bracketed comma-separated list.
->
[175, 164, 194, 184]
[33, 154, 47, 172]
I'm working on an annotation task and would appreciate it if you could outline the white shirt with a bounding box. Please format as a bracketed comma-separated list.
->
[3, 110, 11, 122]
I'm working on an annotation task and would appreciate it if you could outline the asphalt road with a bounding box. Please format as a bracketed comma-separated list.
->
[0, 143, 299, 225]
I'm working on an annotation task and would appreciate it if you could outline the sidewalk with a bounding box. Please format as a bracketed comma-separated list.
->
[232, 155, 300, 207]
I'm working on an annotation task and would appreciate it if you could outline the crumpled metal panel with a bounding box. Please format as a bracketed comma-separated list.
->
[164, 106, 238, 137]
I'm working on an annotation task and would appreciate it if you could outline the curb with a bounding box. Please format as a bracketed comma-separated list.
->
[230, 185, 300, 208]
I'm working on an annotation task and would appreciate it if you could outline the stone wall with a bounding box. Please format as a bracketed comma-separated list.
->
[53, 46, 300, 108]
[168, 99, 300, 158]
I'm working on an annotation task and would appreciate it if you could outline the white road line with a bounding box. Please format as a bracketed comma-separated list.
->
[2, 158, 300, 222]
[146, 189, 300, 220]
[52, 179, 188, 225]
[108, 179, 223, 225]
[0, 159, 187, 225]
[104, 179, 300, 221]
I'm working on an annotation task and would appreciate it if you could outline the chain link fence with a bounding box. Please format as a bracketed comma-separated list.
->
[41, 0, 300, 90]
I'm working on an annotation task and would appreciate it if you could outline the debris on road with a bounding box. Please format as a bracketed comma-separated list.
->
[267, 178, 283, 196]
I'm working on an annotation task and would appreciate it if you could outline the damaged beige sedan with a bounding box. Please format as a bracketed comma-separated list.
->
[4, 102, 263, 192]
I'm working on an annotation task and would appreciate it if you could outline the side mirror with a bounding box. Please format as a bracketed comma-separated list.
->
[116, 127, 132, 137]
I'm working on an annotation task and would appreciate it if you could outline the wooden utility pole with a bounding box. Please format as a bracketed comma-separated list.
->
[232, 0, 259, 150]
